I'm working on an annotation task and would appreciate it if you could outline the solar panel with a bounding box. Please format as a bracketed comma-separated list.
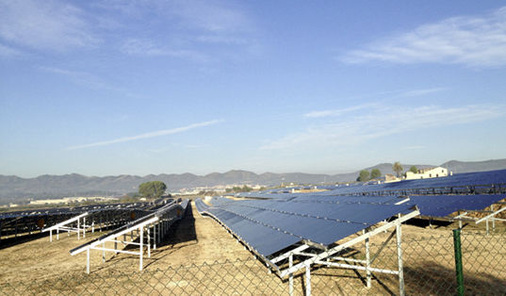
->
[197, 170, 506, 260]
[197, 196, 414, 257]
[234, 169, 506, 199]
[407, 194, 505, 217]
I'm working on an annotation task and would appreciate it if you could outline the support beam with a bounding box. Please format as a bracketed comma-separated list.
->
[396, 217, 405, 296]
[365, 235, 371, 288]
[43, 212, 89, 241]
[305, 264, 311, 296]
[279, 210, 420, 278]
[271, 245, 310, 264]
[314, 261, 399, 275]
[86, 248, 90, 274]
[289, 253, 294, 296]
[140, 226, 144, 271]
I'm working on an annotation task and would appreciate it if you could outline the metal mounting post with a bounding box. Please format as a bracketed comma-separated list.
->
[86, 248, 90, 274]
[305, 263, 311, 296]
[396, 220, 405, 296]
[139, 226, 144, 271]
[289, 253, 294, 296]
[365, 235, 371, 288]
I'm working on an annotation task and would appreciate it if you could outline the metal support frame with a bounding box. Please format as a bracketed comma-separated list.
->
[71, 216, 158, 274]
[453, 203, 506, 234]
[43, 213, 89, 242]
[70, 199, 188, 274]
[476, 205, 506, 235]
[276, 209, 420, 296]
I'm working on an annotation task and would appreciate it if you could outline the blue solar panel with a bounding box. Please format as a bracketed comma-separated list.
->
[234, 169, 506, 199]
[407, 194, 505, 217]
[196, 170, 505, 258]
[196, 196, 415, 257]
[197, 203, 301, 256]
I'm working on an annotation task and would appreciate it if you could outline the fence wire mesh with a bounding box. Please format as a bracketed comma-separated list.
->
[1, 228, 505, 295]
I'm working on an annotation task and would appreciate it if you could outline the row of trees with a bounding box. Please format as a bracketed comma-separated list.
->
[136, 182, 261, 199]
[356, 169, 381, 182]
[393, 162, 418, 177]
[225, 185, 254, 193]
[357, 162, 419, 182]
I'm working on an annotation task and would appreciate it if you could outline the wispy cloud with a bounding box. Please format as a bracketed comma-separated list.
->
[304, 87, 447, 119]
[341, 6, 506, 67]
[396, 87, 448, 98]
[66, 120, 223, 150]
[120, 39, 209, 62]
[304, 103, 378, 118]
[167, 0, 252, 34]
[262, 104, 504, 150]
[0, 43, 21, 57]
[112, 1, 259, 61]
[402, 145, 425, 150]
[40, 66, 141, 97]
[0, 0, 98, 52]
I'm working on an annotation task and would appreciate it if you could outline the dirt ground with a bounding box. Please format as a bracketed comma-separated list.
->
[0, 201, 505, 295]
[0, 203, 252, 280]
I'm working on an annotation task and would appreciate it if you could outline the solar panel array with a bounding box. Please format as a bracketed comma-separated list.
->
[198, 169, 506, 258]
[196, 195, 414, 257]
[407, 194, 505, 217]
[70, 198, 189, 256]
[237, 169, 506, 199]
[0, 198, 175, 241]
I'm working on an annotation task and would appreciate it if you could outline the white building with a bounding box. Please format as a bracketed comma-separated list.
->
[405, 167, 450, 180]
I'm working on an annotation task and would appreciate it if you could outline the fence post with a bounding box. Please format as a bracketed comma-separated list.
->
[453, 229, 464, 296]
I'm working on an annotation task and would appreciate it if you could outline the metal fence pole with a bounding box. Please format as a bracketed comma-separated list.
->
[453, 228, 464, 296]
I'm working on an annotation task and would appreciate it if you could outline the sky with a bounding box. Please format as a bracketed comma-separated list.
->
[1, 1, 506, 178]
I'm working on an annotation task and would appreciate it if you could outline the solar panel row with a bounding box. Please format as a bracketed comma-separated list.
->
[407, 194, 505, 217]
[70, 198, 189, 256]
[236, 169, 506, 199]
[196, 196, 415, 257]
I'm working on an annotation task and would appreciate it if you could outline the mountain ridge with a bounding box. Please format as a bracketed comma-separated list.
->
[1, 158, 505, 203]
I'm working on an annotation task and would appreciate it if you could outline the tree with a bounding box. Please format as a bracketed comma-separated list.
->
[138, 181, 167, 199]
[357, 170, 370, 182]
[393, 162, 403, 178]
[370, 168, 381, 179]
[409, 166, 418, 174]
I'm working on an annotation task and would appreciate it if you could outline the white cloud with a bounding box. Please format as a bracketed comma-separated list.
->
[304, 103, 378, 118]
[166, 0, 251, 34]
[40, 66, 139, 96]
[261, 104, 505, 151]
[110, 1, 258, 61]
[66, 120, 223, 150]
[0, 43, 21, 57]
[341, 6, 506, 67]
[304, 88, 447, 119]
[397, 87, 448, 98]
[120, 38, 209, 62]
[0, 0, 98, 52]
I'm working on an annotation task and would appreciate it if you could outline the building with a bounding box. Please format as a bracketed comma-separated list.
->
[405, 167, 450, 180]
[384, 174, 401, 183]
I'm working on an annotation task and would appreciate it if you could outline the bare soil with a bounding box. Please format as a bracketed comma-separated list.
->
[0, 202, 505, 295]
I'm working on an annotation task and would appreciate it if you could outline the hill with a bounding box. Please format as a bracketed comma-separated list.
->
[1, 159, 505, 204]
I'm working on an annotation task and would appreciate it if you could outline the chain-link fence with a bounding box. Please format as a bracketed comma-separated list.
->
[1, 228, 505, 295]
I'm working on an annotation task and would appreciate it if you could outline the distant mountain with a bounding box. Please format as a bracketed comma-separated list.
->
[1, 159, 505, 203]
[441, 159, 506, 174]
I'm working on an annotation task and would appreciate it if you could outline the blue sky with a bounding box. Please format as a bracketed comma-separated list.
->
[1, 1, 506, 178]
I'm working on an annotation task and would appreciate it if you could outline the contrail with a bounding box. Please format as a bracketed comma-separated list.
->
[66, 119, 222, 150]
